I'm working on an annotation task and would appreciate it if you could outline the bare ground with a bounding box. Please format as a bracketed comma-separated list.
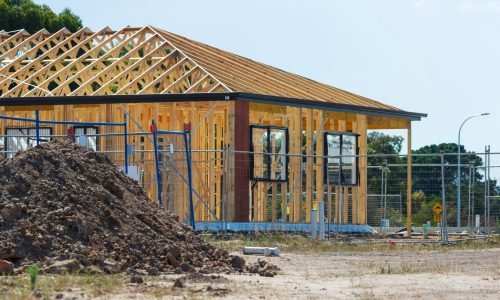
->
[2, 238, 499, 299]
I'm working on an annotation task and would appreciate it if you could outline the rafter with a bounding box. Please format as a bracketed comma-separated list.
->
[0, 28, 49, 62]
[69, 32, 164, 96]
[0, 30, 28, 54]
[91, 41, 172, 95]
[51, 27, 154, 96]
[0, 27, 85, 95]
[122, 54, 186, 95]
[20, 27, 115, 97]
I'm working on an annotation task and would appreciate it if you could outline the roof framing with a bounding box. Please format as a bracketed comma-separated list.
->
[0, 26, 229, 98]
[0, 25, 425, 120]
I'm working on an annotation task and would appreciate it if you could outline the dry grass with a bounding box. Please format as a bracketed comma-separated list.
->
[0, 274, 124, 300]
[204, 234, 500, 254]
[0, 235, 497, 299]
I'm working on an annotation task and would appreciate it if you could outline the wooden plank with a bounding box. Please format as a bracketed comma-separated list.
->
[4, 105, 54, 111]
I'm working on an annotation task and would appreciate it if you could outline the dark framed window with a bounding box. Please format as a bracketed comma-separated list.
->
[74, 126, 99, 151]
[324, 132, 359, 185]
[250, 125, 289, 182]
[5, 127, 53, 158]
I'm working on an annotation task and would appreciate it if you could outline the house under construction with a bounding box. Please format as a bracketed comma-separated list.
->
[0, 26, 426, 230]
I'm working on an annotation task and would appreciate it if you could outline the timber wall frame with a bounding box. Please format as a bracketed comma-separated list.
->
[0, 98, 418, 226]
[0, 26, 425, 230]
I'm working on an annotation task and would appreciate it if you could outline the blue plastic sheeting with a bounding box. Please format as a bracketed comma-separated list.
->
[193, 222, 376, 233]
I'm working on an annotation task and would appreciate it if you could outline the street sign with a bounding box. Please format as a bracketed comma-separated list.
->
[433, 213, 442, 222]
[433, 202, 443, 215]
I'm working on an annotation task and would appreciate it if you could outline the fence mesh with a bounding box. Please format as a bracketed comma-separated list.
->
[0, 111, 498, 233]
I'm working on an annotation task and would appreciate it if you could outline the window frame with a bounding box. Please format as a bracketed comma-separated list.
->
[73, 126, 99, 151]
[250, 125, 289, 182]
[323, 131, 359, 186]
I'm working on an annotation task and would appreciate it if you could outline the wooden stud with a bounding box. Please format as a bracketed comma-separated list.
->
[356, 114, 368, 224]
[305, 109, 314, 222]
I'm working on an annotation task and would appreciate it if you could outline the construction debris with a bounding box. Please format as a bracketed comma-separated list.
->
[0, 141, 276, 275]
[247, 259, 280, 277]
[243, 247, 280, 257]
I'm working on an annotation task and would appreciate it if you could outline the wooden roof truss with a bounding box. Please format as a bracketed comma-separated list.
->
[0, 26, 230, 97]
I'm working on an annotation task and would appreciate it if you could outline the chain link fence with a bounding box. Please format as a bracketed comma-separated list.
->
[1, 111, 498, 234]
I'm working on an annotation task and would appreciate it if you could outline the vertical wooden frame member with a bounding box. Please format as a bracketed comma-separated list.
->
[315, 111, 325, 224]
[233, 101, 250, 222]
[291, 107, 303, 223]
[305, 109, 314, 222]
[357, 114, 368, 224]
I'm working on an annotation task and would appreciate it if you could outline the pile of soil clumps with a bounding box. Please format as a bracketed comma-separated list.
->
[0, 141, 261, 275]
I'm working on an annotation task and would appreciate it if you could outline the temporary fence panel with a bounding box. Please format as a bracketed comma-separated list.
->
[1, 110, 498, 234]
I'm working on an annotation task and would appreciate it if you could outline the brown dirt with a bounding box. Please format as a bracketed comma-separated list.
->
[0, 141, 257, 275]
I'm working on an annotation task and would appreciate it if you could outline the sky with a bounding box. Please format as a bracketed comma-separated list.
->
[34, 0, 500, 155]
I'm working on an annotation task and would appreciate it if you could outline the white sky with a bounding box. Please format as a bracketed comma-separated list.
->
[34, 0, 500, 155]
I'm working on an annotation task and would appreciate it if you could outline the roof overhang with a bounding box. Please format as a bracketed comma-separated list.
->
[0, 92, 427, 121]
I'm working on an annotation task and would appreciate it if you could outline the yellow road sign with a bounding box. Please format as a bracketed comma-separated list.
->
[433, 213, 442, 222]
[433, 202, 443, 215]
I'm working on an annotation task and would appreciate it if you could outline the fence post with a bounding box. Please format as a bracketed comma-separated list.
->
[440, 152, 448, 244]
[151, 120, 162, 207]
[224, 145, 230, 231]
[487, 146, 491, 234]
[184, 130, 195, 230]
[35, 110, 40, 145]
[123, 113, 128, 175]
[319, 201, 325, 240]
[311, 208, 317, 240]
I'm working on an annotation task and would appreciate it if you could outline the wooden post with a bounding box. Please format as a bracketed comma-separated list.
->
[208, 109, 215, 221]
[406, 122, 412, 237]
[293, 108, 303, 222]
[281, 115, 288, 223]
[305, 109, 314, 222]
[357, 114, 368, 224]
[315, 111, 324, 217]
[337, 120, 346, 223]
[344, 186, 349, 223]
[232, 101, 250, 222]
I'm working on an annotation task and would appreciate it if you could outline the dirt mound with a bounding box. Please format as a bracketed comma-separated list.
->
[0, 141, 244, 275]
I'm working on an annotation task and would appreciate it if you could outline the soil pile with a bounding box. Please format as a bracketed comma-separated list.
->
[0, 141, 251, 275]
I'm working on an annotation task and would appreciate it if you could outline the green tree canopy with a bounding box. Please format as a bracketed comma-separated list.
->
[367, 131, 404, 166]
[366, 133, 498, 226]
[0, 0, 82, 33]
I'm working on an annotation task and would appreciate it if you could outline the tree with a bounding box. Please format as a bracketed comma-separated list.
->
[0, 0, 82, 33]
[367, 133, 498, 226]
[368, 131, 403, 155]
[367, 132, 405, 195]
